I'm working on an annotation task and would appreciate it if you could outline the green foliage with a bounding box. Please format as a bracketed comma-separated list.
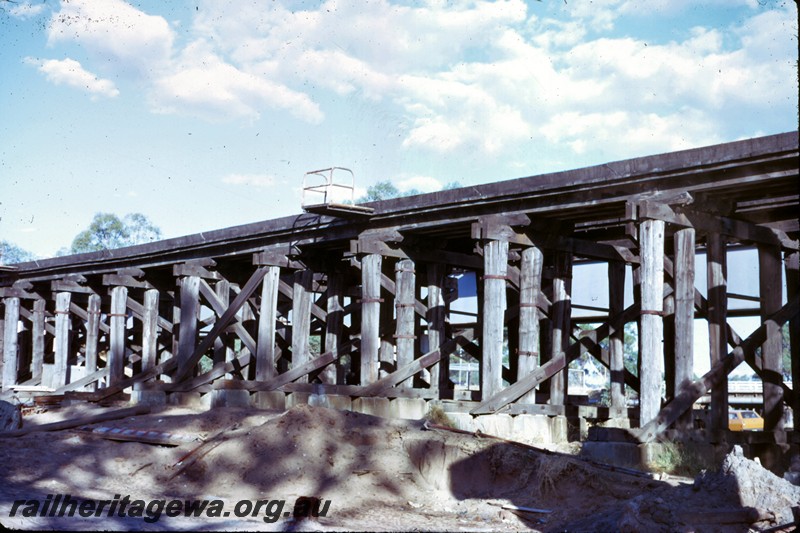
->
[647, 441, 716, 477]
[70, 213, 162, 254]
[623, 322, 639, 377]
[781, 323, 793, 379]
[358, 180, 402, 202]
[357, 179, 463, 203]
[0, 240, 36, 264]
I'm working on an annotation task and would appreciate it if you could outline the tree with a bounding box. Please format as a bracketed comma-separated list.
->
[70, 213, 162, 254]
[358, 180, 463, 203]
[0, 240, 36, 264]
[358, 181, 403, 202]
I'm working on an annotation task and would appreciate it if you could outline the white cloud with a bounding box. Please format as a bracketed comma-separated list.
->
[150, 40, 323, 123]
[34, 0, 798, 162]
[7, 2, 46, 19]
[222, 173, 277, 188]
[396, 175, 443, 193]
[25, 57, 119, 99]
[47, 0, 174, 78]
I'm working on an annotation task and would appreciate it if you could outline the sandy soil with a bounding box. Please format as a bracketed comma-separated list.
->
[0, 402, 798, 531]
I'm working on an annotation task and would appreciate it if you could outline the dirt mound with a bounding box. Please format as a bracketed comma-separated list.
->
[3, 403, 798, 531]
[612, 445, 800, 532]
[694, 445, 800, 525]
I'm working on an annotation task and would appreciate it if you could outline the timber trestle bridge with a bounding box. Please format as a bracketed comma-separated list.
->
[1, 132, 798, 462]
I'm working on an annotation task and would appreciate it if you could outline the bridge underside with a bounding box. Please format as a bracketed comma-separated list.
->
[1, 132, 798, 450]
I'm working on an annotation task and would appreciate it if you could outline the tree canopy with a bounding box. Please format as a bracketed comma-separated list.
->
[357, 180, 462, 203]
[70, 213, 162, 254]
[0, 240, 36, 265]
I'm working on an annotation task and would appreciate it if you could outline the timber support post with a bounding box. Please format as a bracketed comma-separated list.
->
[518, 246, 543, 404]
[639, 218, 665, 427]
[673, 227, 695, 430]
[706, 233, 728, 436]
[360, 253, 382, 385]
[482, 239, 508, 400]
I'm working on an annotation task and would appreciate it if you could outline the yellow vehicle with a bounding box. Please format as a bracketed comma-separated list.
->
[728, 410, 764, 431]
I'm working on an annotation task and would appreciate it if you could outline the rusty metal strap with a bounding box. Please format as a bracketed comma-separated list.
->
[482, 275, 509, 280]
[393, 334, 417, 339]
[358, 298, 384, 304]
[107, 313, 128, 317]
[518, 350, 539, 356]
[394, 303, 415, 308]
[640, 310, 664, 316]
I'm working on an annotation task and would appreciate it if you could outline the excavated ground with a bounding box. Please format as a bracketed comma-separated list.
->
[0, 402, 798, 531]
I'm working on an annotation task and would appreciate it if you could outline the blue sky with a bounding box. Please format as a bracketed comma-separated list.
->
[0, 0, 797, 258]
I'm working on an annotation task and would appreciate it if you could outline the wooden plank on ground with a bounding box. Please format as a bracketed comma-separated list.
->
[0, 405, 151, 438]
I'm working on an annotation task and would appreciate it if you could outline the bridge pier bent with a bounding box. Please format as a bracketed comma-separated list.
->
[1, 132, 798, 469]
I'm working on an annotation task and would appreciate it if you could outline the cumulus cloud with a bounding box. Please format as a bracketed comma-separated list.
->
[150, 40, 323, 123]
[7, 2, 46, 19]
[47, 0, 174, 78]
[25, 57, 119, 99]
[31, 0, 798, 162]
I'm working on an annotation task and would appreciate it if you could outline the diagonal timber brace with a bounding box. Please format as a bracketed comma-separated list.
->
[637, 294, 799, 442]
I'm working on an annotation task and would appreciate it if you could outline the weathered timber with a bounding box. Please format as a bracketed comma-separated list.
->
[279, 382, 439, 399]
[2, 297, 20, 389]
[256, 266, 280, 381]
[324, 272, 343, 385]
[141, 289, 159, 372]
[549, 250, 572, 406]
[638, 201, 797, 251]
[673, 227, 695, 431]
[638, 294, 799, 442]
[53, 292, 72, 388]
[426, 263, 447, 393]
[360, 329, 475, 397]
[291, 270, 313, 383]
[706, 233, 729, 434]
[786, 251, 800, 434]
[213, 279, 233, 377]
[472, 301, 644, 414]
[608, 261, 626, 416]
[173, 266, 270, 383]
[126, 297, 171, 333]
[30, 299, 45, 382]
[108, 286, 127, 386]
[639, 218, 665, 427]
[177, 276, 200, 379]
[53, 366, 110, 394]
[482, 240, 508, 399]
[758, 244, 784, 430]
[361, 253, 381, 385]
[197, 279, 257, 355]
[216, 339, 359, 392]
[84, 294, 101, 390]
[518, 246, 544, 404]
[0, 405, 151, 439]
[395, 259, 415, 388]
